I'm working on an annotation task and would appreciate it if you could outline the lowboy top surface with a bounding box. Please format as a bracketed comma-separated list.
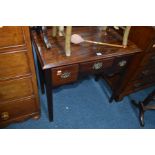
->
[32, 27, 141, 69]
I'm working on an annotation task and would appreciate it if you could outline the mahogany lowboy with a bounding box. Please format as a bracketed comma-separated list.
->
[32, 26, 141, 121]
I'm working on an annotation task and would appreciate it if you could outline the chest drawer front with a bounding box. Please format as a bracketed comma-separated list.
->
[80, 59, 113, 74]
[52, 64, 79, 86]
[0, 27, 25, 51]
[131, 65, 155, 81]
[126, 75, 155, 91]
[0, 51, 30, 80]
[0, 97, 37, 123]
[140, 51, 155, 66]
[0, 77, 33, 103]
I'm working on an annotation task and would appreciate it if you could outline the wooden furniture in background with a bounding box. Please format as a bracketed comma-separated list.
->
[0, 26, 40, 127]
[132, 89, 155, 126]
[104, 26, 155, 101]
[32, 27, 141, 121]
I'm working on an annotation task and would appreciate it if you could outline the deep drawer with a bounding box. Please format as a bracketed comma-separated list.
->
[0, 97, 37, 123]
[0, 51, 30, 80]
[140, 51, 155, 67]
[131, 65, 155, 80]
[126, 75, 155, 91]
[0, 77, 33, 102]
[52, 64, 79, 86]
[0, 26, 25, 51]
[80, 58, 113, 74]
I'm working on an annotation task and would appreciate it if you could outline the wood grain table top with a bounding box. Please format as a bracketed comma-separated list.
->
[31, 26, 141, 69]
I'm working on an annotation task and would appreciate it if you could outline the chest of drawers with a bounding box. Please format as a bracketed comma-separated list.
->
[0, 27, 40, 127]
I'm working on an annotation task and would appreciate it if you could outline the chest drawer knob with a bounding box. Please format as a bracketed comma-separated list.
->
[92, 62, 103, 70]
[118, 60, 127, 67]
[1, 112, 9, 121]
[152, 44, 155, 48]
[60, 72, 71, 79]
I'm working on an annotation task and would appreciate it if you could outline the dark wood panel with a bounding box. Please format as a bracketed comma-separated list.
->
[0, 77, 33, 103]
[129, 26, 155, 50]
[0, 51, 30, 80]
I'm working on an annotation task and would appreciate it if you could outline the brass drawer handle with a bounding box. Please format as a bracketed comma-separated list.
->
[118, 60, 127, 67]
[92, 62, 103, 70]
[152, 44, 155, 48]
[60, 72, 71, 79]
[1, 112, 9, 121]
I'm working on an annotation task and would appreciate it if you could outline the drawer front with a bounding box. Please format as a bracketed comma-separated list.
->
[80, 59, 113, 74]
[140, 51, 155, 67]
[0, 77, 33, 102]
[132, 66, 155, 80]
[0, 27, 25, 51]
[0, 97, 37, 123]
[111, 55, 132, 73]
[0, 51, 30, 80]
[126, 75, 155, 91]
[52, 64, 79, 86]
[148, 39, 155, 53]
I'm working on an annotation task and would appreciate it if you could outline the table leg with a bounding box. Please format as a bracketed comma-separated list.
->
[131, 100, 145, 127]
[37, 57, 45, 94]
[44, 69, 53, 122]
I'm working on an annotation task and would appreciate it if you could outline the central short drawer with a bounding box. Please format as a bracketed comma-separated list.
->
[80, 58, 113, 74]
[52, 64, 79, 87]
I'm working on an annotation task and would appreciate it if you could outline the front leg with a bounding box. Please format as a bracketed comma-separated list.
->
[44, 69, 53, 122]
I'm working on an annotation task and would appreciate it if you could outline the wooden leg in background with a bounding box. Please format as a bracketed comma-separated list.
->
[37, 56, 45, 94]
[44, 69, 53, 122]
[139, 103, 145, 127]
[131, 100, 145, 127]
